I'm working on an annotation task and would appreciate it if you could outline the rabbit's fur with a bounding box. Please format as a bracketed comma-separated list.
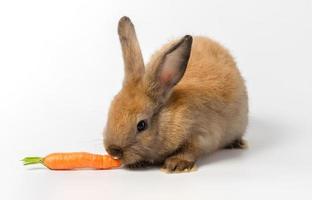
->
[104, 16, 248, 172]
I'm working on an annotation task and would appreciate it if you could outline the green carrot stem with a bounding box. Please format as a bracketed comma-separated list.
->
[21, 157, 44, 165]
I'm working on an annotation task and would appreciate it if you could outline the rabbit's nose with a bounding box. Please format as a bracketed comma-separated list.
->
[107, 145, 123, 159]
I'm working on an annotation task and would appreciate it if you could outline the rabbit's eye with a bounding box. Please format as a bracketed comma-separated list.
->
[137, 120, 148, 132]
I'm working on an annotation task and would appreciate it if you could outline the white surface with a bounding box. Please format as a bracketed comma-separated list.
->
[1, 0, 312, 199]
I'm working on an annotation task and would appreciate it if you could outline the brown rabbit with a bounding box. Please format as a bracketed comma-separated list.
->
[104, 16, 248, 173]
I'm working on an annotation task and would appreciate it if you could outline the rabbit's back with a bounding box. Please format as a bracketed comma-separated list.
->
[176, 36, 245, 104]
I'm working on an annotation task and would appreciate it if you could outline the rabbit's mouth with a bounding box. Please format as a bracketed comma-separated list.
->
[125, 160, 153, 169]
[120, 147, 144, 165]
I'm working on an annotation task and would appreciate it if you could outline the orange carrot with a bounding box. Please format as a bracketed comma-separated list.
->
[22, 152, 121, 170]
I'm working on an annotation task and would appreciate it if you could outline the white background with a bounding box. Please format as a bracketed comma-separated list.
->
[1, 0, 312, 199]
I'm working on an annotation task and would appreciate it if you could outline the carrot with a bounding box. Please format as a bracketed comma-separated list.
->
[22, 152, 121, 170]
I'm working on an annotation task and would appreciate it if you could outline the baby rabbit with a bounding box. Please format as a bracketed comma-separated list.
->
[104, 16, 248, 173]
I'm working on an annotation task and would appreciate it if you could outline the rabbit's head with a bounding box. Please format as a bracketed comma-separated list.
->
[104, 17, 192, 165]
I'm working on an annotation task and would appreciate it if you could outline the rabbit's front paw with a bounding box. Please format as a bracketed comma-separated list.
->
[161, 157, 196, 173]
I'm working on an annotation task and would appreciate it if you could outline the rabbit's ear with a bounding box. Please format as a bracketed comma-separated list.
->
[145, 35, 192, 101]
[118, 16, 145, 83]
